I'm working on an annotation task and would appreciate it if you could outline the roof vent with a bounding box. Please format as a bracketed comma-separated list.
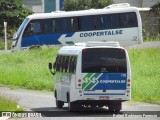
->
[75, 41, 120, 47]
[104, 3, 130, 9]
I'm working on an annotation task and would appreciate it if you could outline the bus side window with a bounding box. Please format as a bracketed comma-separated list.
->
[111, 14, 119, 29]
[61, 56, 65, 72]
[73, 56, 77, 73]
[23, 24, 31, 36]
[43, 20, 53, 33]
[94, 16, 103, 29]
[23, 21, 41, 36]
[69, 56, 77, 73]
[119, 13, 128, 28]
[79, 16, 94, 31]
[57, 56, 60, 72]
[54, 56, 58, 72]
[69, 56, 73, 73]
[59, 56, 62, 72]
[62, 56, 66, 72]
[52, 20, 56, 32]
[71, 18, 79, 31]
[55, 18, 72, 32]
[128, 12, 138, 27]
[65, 56, 69, 73]
[32, 22, 41, 34]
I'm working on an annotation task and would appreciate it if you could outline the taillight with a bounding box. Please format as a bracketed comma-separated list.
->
[78, 79, 81, 82]
[78, 79, 82, 87]
[127, 79, 131, 88]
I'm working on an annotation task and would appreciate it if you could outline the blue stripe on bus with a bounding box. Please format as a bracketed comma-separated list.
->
[91, 73, 127, 90]
[21, 32, 75, 47]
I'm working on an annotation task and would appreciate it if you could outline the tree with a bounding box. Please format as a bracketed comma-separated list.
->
[90, 0, 113, 9]
[63, 0, 113, 11]
[0, 0, 33, 37]
[150, 2, 160, 16]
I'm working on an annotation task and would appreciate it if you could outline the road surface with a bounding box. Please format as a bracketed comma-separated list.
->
[0, 87, 159, 120]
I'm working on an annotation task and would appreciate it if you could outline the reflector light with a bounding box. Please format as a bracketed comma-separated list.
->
[78, 79, 81, 82]
[127, 84, 130, 87]
[128, 79, 130, 82]
[127, 90, 130, 93]
[78, 84, 81, 87]
[79, 90, 82, 93]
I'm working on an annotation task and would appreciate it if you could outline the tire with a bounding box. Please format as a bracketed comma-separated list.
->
[55, 97, 64, 108]
[108, 102, 121, 112]
[68, 94, 81, 111]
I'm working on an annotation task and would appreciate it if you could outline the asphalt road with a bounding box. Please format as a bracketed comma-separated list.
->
[0, 87, 160, 120]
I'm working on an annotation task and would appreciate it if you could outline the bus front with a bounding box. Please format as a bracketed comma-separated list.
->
[12, 18, 29, 51]
[76, 47, 131, 111]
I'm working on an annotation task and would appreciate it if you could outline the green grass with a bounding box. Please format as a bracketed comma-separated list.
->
[129, 48, 160, 102]
[143, 34, 160, 42]
[0, 47, 160, 102]
[0, 97, 23, 111]
[0, 40, 12, 50]
[0, 47, 59, 91]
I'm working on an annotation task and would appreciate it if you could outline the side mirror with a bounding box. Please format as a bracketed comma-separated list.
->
[48, 62, 52, 70]
[48, 62, 56, 76]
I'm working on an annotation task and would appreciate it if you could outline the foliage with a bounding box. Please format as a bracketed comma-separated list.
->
[0, 40, 12, 50]
[63, 0, 113, 11]
[150, 2, 160, 13]
[0, 0, 33, 37]
[143, 34, 160, 42]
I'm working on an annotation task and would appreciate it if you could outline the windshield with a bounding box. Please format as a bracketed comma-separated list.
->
[13, 18, 29, 40]
[82, 48, 127, 73]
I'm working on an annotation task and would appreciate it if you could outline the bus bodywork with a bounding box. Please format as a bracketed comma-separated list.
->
[12, 4, 142, 51]
[49, 42, 131, 111]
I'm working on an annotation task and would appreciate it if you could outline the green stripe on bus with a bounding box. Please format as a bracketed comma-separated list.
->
[84, 73, 101, 90]
[82, 73, 93, 89]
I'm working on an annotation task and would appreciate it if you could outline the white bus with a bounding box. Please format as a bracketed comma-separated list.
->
[12, 3, 143, 51]
[49, 41, 131, 111]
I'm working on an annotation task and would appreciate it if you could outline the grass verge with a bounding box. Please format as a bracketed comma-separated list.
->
[129, 47, 160, 102]
[0, 47, 159, 102]
[0, 47, 59, 91]
[0, 40, 12, 50]
[0, 97, 23, 111]
[143, 34, 160, 42]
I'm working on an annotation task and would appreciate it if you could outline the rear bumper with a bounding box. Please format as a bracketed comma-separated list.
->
[74, 94, 131, 101]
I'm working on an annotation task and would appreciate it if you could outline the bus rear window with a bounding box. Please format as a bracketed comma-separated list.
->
[82, 48, 127, 73]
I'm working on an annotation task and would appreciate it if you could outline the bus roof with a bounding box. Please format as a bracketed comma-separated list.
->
[58, 42, 124, 55]
[27, 7, 139, 20]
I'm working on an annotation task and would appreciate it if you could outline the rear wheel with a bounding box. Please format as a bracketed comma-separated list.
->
[55, 96, 64, 108]
[68, 94, 81, 111]
[108, 102, 121, 112]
